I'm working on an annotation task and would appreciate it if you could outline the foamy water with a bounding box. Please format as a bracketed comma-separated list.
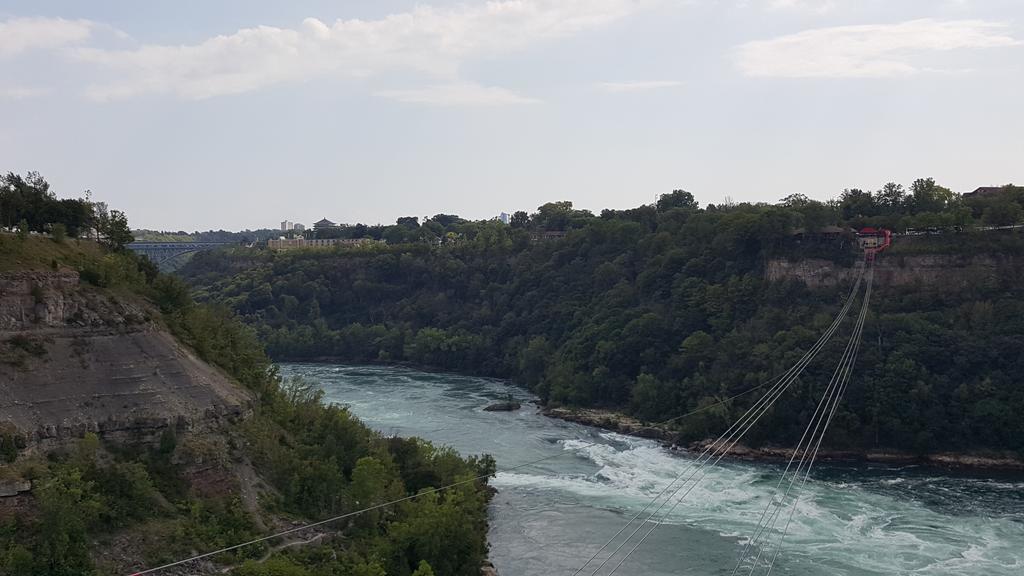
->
[281, 363, 1024, 576]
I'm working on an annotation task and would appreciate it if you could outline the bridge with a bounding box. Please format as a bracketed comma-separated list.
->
[126, 242, 234, 270]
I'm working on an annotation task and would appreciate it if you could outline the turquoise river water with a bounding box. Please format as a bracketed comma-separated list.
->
[279, 363, 1024, 576]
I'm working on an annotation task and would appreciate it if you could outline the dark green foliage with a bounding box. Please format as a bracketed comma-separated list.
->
[0, 178, 493, 575]
[1, 172, 94, 238]
[0, 428, 24, 463]
[32, 467, 103, 576]
[148, 263, 493, 574]
[50, 223, 67, 244]
[183, 182, 1024, 456]
[90, 202, 134, 250]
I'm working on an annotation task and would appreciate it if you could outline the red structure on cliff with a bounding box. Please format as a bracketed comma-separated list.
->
[857, 227, 892, 260]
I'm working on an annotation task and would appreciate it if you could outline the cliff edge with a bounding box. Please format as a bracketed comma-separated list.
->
[0, 268, 250, 450]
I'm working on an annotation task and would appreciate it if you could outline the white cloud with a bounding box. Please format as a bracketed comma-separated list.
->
[0, 17, 93, 58]
[74, 0, 651, 101]
[377, 83, 540, 106]
[0, 86, 49, 100]
[762, 0, 838, 14]
[736, 19, 1021, 78]
[598, 80, 683, 92]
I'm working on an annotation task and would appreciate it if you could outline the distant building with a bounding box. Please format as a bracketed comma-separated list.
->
[293, 223, 306, 232]
[499, 212, 510, 224]
[267, 237, 384, 250]
[313, 218, 338, 230]
[281, 220, 294, 231]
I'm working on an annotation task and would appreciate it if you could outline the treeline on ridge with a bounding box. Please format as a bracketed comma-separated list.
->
[1, 171, 492, 576]
[183, 180, 1024, 456]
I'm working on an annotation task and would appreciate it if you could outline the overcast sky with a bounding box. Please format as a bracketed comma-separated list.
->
[1, 0, 1021, 231]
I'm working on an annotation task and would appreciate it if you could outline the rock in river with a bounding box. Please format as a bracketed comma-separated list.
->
[483, 401, 521, 412]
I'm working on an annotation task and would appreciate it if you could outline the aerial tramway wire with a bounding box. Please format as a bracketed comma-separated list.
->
[731, 262, 875, 576]
[751, 264, 873, 576]
[125, 372, 814, 576]
[588, 267, 865, 576]
[126, 349, 854, 576]
[732, 281, 865, 573]
[597, 327, 858, 576]
[581, 266, 866, 576]
[570, 296, 863, 574]
[128, 266, 871, 576]
[761, 265, 875, 576]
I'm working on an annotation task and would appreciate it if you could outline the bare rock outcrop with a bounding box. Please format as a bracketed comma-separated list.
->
[0, 270, 251, 451]
[0, 270, 148, 330]
[765, 253, 1016, 290]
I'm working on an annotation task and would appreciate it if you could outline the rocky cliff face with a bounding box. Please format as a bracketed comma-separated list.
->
[0, 270, 251, 451]
[0, 270, 149, 330]
[765, 253, 1014, 289]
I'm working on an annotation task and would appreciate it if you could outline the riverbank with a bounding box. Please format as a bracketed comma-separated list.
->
[282, 362, 1024, 576]
[542, 406, 1024, 472]
[277, 361, 1024, 472]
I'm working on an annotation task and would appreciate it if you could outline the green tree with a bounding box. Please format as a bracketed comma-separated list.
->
[982, 199, 1022, 226]
[680, 331, 714, 370]
[909, 177, 955, 214]
[509, 210, 529, 228]
[631, 374, 673, 421]
[34, 468, 104, 576]
[412, 560, 436, 576]
[839, 188, 877, 220]
[351, 456, 402, 532]
[657, 189, 698, 212]
[98, 209, 133, 250]
[50, 223, 67, 244]
[876, 182, 906, 212]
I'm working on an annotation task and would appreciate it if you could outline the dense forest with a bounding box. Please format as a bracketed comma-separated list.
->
[0, 173, 493, 576]
[132, 228, 283, 243]
[183, 180, 1024, 456]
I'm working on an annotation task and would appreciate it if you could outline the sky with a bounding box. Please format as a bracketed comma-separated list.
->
[0, 0, 1021, 231]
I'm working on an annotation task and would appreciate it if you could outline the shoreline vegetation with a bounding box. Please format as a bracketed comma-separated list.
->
[184, 185, 1024, 468]
[277, 360, 1024, 472]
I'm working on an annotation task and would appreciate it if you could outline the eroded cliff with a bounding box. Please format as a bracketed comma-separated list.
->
[0, 269, 250, 450]
[765, 252, 1017, 289]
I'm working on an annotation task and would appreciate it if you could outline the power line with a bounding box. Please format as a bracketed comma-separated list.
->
[127, 359, 813, 575]
[130, 265, 869, 576]
[586, 266, 867, 576]
[731, 262, 874, 576]
[125, 444, 577, 573]
[762, 267, 875, 576]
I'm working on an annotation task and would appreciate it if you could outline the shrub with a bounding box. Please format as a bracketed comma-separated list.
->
[50, 223, 67, 244]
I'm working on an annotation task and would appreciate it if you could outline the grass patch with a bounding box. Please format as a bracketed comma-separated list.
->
[0, 234, 106, 273]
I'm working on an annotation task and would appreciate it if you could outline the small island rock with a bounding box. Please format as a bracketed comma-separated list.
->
[483, 401, 521, 412]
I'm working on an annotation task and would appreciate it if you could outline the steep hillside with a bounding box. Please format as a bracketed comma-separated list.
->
[182, 208, 1024, 459]
[0, 269, 249, 449]
[0, 235, 493, 576]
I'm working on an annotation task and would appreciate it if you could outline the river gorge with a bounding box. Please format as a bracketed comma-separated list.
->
[280, 363, 1024, 576]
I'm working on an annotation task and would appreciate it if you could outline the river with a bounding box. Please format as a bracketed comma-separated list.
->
[279, 363, 1024, 576]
